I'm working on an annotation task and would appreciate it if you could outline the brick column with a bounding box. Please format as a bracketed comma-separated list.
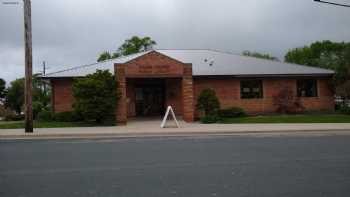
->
[182, 64, 194, 122]
[115, 64, 127, 125]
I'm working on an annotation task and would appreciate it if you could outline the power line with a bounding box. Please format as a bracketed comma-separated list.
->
[314, 0, 350, 7]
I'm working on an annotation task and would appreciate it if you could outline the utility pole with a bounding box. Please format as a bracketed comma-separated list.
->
[23, 0, 33, 133]
[42, 61, 47, 96]
[42, 61, 46, 75]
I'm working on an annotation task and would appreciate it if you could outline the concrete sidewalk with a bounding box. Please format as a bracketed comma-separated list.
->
[1, 120, 350, 139]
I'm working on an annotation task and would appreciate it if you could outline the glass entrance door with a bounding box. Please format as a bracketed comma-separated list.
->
[135, 86, 165, 116]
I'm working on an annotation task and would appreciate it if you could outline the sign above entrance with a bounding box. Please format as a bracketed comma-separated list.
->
[139, 65, 171, 74]
[125, 64, 184, 78]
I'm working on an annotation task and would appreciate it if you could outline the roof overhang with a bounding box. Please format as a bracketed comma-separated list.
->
[193, 73, 334, 79]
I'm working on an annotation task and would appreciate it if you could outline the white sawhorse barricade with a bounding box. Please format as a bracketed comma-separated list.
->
[160, 106, 180, 128]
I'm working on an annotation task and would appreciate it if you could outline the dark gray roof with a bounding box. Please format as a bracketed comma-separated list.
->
[44, 49, 334, 78]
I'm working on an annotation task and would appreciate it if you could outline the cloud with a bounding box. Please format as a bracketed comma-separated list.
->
[0, 0, 350, 83]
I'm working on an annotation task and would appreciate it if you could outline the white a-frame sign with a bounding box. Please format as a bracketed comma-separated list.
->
[161, 106, 180, 128]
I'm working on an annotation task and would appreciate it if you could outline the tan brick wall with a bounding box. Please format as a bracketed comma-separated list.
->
[193, 77, 334, 118]
[115, 64, 127, 125]
[165, 78, 183, 115]
[182, 65, 194, 122]
[51, 79, 74, 113]
[126, 80, 136, 117]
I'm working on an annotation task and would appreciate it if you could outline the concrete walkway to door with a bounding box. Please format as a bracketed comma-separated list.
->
[1, 118, 350, 139]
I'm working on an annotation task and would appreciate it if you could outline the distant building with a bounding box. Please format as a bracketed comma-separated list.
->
[43, 49, 334, 124]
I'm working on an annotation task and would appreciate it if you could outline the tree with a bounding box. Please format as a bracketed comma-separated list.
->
[117, 36, 156, 56]
[5, 78, 24, 114]
[97, 51, 112, 62]
[285, 40, 346, 67]
[285, 40, 350, 100]
[336, 81, 350, 104]
[243, 50, 279, 61]
[97, 36, 157, 62]
[0, 78, 5, 102]
[72, 70, 119, 123]
[196, 88, 220, 116]
[4, 75, 50, 116]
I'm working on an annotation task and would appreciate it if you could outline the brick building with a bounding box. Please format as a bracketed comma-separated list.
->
[44, 49, 334, 124]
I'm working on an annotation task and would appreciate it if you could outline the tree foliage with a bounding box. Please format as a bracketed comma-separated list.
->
[72, 70, 119, 123]
[243, 50, 279, 61]
[97, 51, 112, 62]
[285, 40, 350, 100]
[0, 78, 5, 102]
[117, 36, 156, 56]
[5, 78, 24, 114]
[4, 75, 50, 116]
[336, 81, 350, 102]
[285, 41, 346, 67]
[97, 36, 157, 62]
[196, 88, 220, 116]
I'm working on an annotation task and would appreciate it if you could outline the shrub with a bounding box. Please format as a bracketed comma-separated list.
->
[273, 87, 305, 114]
[37, 110, 53, 122]
[0, 104, 13, 118]
[4, 114, 25, 121]
[33, 101, 44, 120]
[219, 107, 246, 118]
[200, 115, 220, 124]
[196, 88, 220, 116]
[53, 111, 83, 122]
[340, 106, 350, 115]
[73, 70, 119, 123]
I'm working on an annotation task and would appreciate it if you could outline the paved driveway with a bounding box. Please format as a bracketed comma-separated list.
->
[1, 135, 350, 197]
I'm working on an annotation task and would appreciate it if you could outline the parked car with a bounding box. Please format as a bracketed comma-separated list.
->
[335, 96, 350, 109]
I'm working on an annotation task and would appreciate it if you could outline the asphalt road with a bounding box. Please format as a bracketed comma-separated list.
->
[1, 135, 350, 197]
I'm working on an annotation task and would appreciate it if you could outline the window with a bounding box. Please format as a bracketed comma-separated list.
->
[297, 79, 318, 97]
[240, 80, 263, 99]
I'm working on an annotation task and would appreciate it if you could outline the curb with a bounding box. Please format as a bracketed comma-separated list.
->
[1, 129, 350, 140]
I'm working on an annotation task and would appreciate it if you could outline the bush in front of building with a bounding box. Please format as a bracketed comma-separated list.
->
[340, 105, 350, 115]
[218, 107, 246, 118]
[200, 115, 221, 124]
[72, 70, 120, 123]
[273, 87, 305, 114]
[196, 88, 220, 116]
[53, 111, 83, 122]
[4, 114, 25, 121]
[0, 104, 13, 120]
[201, 107, 246, 124]
[37, 110, 53, 122]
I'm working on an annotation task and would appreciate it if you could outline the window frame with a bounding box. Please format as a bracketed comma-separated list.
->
[297, 79, 318, 98]
[240, 80, 264, 99]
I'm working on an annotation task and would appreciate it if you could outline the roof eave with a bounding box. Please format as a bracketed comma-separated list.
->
[193, 73, 334, 78]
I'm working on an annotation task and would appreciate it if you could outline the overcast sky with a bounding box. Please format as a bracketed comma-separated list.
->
[0, 0, 350, 83]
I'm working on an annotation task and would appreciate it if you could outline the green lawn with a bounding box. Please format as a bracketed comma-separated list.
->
[0, 121, 115, 129]
[219, 114, 350, 124]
